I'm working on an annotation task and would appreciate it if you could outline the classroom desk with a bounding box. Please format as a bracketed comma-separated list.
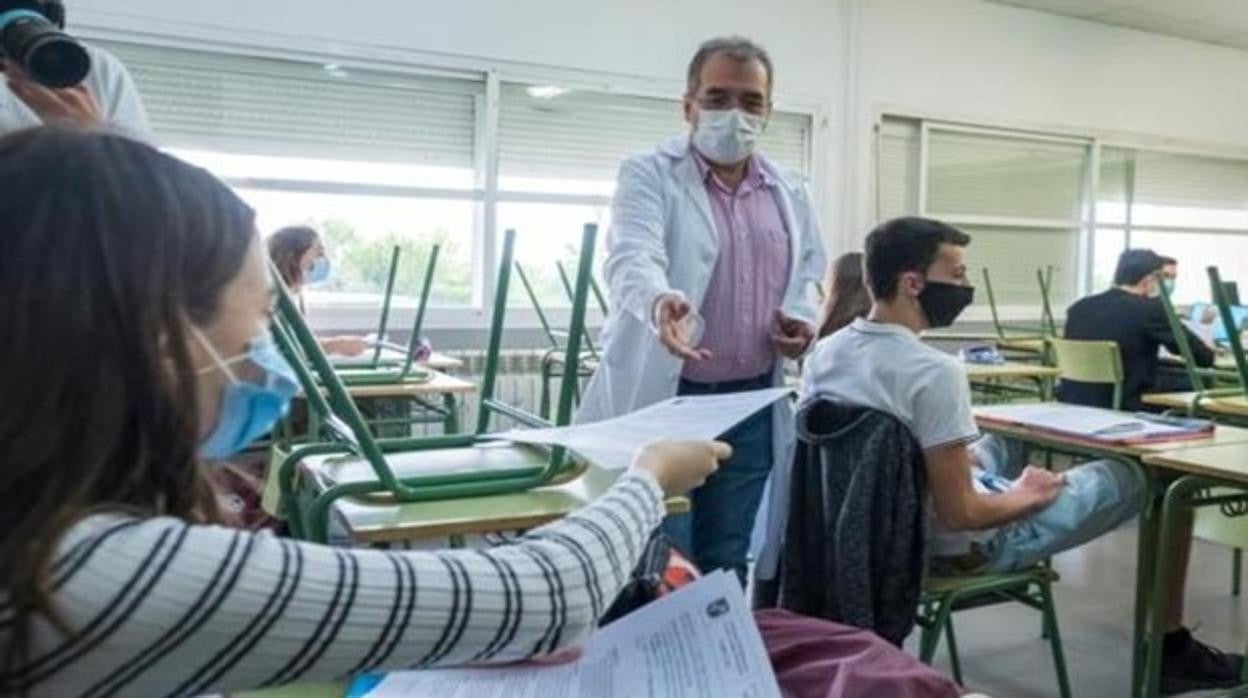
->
[302, 370, 477, 436]
[1138, 444, 1248, 697]
[1141, 391, 1248, 422]
[1159, 352, 1239, 373]
[974, 410, 1248, 697]
[964, 362, 1061, 403]
[319, 457, 689, 544]
[423, 351, 464, 372]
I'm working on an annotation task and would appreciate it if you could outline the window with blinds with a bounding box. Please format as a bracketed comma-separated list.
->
[499, 83, 812, 193]
[876, 116, 1090, 312]
[97, 40, 482, 168]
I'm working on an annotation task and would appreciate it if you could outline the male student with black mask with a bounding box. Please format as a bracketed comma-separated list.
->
[803, 218, 1240, 693]
[1060, 248, 1214, 411]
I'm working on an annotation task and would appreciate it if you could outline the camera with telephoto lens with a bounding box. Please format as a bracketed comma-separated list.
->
[0, 0, 90, 88]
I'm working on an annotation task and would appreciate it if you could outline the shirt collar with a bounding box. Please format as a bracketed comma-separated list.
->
[850, 317, 919, 339]
[691, 147, 773, 194]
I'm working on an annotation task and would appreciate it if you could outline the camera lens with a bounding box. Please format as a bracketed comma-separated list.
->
[1, 14, 90, 88]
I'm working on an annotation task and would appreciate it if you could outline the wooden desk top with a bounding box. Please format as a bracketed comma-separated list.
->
[964, 362, 1061, 380]
[1143, 443, 1248, 486]
[974, 410, 1248, 458]
[1141, 392, 1248, 417]
[329, 462, 688, 543]
[1159, 353, 1239, 372]
[307, 370, 477, 400]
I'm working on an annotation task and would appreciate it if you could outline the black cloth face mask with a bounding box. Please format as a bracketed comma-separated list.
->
[919, 281, 975, 329]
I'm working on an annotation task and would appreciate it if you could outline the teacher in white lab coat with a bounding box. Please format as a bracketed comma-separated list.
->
[578, 36, 826, 584]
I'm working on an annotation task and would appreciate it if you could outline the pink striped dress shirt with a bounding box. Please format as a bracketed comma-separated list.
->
[682, 153, 792, 384]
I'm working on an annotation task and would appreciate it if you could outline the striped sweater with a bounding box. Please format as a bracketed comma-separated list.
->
[0, 470, 665, 697]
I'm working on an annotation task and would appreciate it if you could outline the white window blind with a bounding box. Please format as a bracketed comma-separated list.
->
[96, 41, 481, 167]
[499, 84, 812, 185]
[874, 116, 1091, 310]
[1129, 150, 1248, 229]
[876, 116, 920, 221]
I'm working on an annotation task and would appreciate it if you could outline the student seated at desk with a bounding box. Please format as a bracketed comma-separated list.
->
[267, 224, 371, 357]
[803, 217, 1241, 693]
[817, 252, 871, 339]
[1059, 248, 1214, 411]
[0, 128, 729, 697]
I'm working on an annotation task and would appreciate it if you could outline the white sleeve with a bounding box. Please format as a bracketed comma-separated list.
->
[603, 156, 678, 331]
[911, 360, 980, 451]
[16, 471, 666, 696]
[87, 45, 154, 143]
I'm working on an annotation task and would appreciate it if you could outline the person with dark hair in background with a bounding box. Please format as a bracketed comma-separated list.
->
[0, 127, 728, 695]
[818, 251, 871, 339]
[0, 0, 150, 139]
[267, 224, 371, 358]
[578, 36, 826, 585]
[1060, 248, 1214, 412]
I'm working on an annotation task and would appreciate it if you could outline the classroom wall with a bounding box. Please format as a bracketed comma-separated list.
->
[842, 0, 1248, 245]
[71, 0, 1248, 267]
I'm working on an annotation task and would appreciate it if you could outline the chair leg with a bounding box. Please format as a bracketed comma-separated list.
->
[539, 364, 553, 421]
[1038, 580, 1073, 698]
[919, 600, 953, 665]
[944, 616, 964, 685]
[1234, 548, 1243, 597]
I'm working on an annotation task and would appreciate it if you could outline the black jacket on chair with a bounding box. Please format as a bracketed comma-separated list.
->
[1059, 288, 1214, 411]
[756, 400, 927, 646]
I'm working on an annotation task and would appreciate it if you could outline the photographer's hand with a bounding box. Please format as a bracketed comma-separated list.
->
[5, 59, 102, 128]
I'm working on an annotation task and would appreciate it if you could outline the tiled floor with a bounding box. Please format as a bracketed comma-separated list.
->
[910, 524, 1248, 697]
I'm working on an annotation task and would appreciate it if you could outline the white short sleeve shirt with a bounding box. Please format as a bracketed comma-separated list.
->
[1, 42, 152, 142]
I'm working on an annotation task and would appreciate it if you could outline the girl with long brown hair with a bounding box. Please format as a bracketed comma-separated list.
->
[0, 127, 725, 696]
[817, 252, 871, 339]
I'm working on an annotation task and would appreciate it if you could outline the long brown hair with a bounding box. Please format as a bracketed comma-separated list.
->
[818, 252, 871, 338]
[0, 128, 256, 673]
[268, 225, 320, 288]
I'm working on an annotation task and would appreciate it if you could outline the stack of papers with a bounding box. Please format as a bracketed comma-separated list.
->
[976, 403, 1214, 445]
[492, 388, 793, 471]
[347, 570, 780, 698]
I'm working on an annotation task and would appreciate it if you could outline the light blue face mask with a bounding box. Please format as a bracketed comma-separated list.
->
[305, 256, 331, 285]
[194, 326, 300, 460]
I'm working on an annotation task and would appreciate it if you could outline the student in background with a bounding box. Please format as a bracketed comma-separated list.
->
[817, 252, 871, 339]
[1161, 255, 1178, 293]
[267, 225, 370, 357]
[0, 128, 728, 696]
[1060, 248, 1214, 411]
[801, 218, 1240, 692]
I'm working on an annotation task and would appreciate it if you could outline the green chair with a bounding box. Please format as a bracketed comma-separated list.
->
[514, 258, 599, 421]
[1210, 266, 1248, 398]
[917, 567, 1071, 698]
[1048, 337, 1124, 411]
[330, 244, 401, 372]
[1036, 265, 1061, 339]
[557, 258, 610, 316]
[982, 267, 1047, 359]
[272, 225, 598, 543]
[332, 244, 441, 387]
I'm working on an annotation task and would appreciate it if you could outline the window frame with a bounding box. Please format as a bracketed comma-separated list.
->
[82, 28, 823, 332]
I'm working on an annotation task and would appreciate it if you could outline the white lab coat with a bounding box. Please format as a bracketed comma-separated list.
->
[578, 135, 827, 545]
[0, 43, 152, 142]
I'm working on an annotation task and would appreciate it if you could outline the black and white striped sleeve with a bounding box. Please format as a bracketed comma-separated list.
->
[6, 469, 666, 698]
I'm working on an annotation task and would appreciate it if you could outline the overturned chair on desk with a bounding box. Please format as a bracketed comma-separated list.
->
[754, 400, 1071, 697]
[513, 256, 604, 421]
[270, 226, 598, 544]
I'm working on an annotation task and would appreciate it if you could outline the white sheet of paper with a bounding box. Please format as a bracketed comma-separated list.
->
[493, 388, 792, 470]
[351, 570, 780, 698]
[976, 403, 1197, 439]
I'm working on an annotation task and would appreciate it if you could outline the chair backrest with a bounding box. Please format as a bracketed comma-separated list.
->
[766, 399, 926, 646]
[1036, 266, 1059, 337]
[367, 245, 403, 368]
[1158, 277, 1212, 393]
[982, 267, 1006, 338]
[1209, 266, 1248, 397]
[1049, 338, 1124, 409]
[396, 244, 441, 378]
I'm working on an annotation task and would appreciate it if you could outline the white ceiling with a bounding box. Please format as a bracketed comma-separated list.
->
[986, 0, 1248, 51]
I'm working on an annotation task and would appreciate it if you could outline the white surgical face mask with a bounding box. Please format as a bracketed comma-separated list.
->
[691, 108, 764, 166]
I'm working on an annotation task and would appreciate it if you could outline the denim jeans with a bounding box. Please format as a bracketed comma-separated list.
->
[970, 435, 1147, 573]
[664, 373, 774, 584]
